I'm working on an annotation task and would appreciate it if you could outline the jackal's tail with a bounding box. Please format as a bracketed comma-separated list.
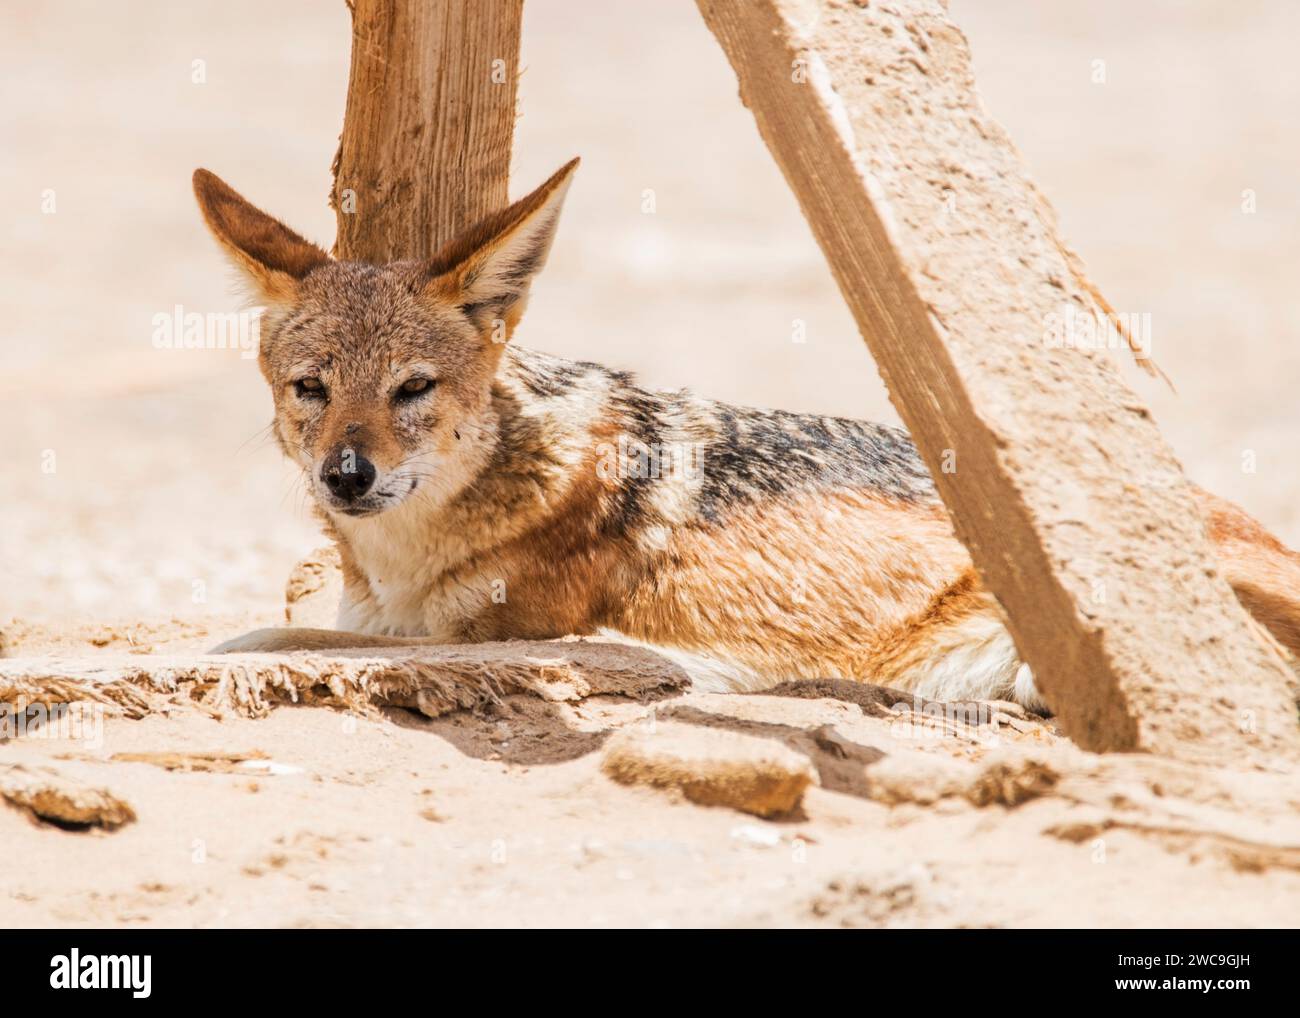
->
[1193, 486, 1300, 661]
[869, 487, 1300, 714]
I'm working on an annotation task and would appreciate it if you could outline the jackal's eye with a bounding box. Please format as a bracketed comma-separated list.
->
[293, 377, 326, 400]
[395, 376, 435, 402]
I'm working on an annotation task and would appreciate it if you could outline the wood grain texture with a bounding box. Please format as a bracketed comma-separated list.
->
[696, 0, 1299, 761]
[0, 640, 691, 720]
[332, 0, 523, 261]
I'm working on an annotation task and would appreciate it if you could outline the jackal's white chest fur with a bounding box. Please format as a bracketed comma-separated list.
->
[332, 501, 494, 642]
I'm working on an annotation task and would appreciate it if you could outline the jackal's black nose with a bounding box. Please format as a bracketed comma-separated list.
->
[321, 446, 377, 501]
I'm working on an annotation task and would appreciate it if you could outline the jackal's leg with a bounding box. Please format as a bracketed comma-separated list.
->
[210, 627, 443, 655]
[861, 570, 1047, 712]
[868, 489, 1300, 715]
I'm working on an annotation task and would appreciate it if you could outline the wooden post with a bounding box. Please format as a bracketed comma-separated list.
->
[331, 0, 524, 262]
[697, 0, 1300, 761]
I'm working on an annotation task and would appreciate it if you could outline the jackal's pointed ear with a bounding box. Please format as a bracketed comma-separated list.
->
[192, 169, 331, 305]
[427, 158, 579, 335]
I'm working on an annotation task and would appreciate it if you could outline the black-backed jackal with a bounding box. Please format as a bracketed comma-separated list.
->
[194, 160, 1300, 712]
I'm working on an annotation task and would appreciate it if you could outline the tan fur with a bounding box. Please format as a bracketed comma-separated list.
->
[198, 163, 1300, 714]
[192, 169, 330, 305]
[1192, 486, 1300, 658]
[611, 493, 969, 682]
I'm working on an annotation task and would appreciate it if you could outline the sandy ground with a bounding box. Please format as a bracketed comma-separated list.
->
[5, 679, 1299, 929]
[2, 0, 1299, 927]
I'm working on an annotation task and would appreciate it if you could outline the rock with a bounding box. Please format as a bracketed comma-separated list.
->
[0, 766, 135, 830]
[284, 546, 343, 628]
[862, 752, 975, 806]
[600, 722, 816, 818]
[966, 756, 1060, 807]
[862, 750, 1060, 808]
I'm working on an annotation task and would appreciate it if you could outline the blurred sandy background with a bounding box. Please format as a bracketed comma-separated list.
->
[4, 0, 1298, 625]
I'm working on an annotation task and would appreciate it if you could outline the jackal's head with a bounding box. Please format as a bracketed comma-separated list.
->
[192, 160, 577, 518]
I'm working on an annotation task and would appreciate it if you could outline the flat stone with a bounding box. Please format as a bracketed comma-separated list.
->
[601, 721, 816, 818]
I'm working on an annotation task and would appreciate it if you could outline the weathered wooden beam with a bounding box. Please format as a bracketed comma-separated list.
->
[331, 0, 523, 261]
[0, 642, 690, 720]
[696, 0, 1299, 761]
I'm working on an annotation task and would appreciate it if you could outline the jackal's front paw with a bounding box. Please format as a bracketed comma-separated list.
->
[209, 628, 315, 655]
